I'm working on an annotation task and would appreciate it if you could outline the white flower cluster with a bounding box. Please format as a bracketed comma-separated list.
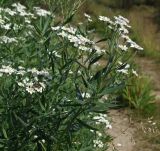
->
[91, 129, 105, 148]
[0, 35, 26, 44]
[11, 3, 34, 17]
[0, 36, 18, 44]
[0, 2, 51, 20]
[11, 3, 27, 16]
[32, 134, 45, 143]
[132, 69, 138, 77]
[117, 62, 130, 75]
[93, 139, 104, 148]
[1, 7, 16, 16]
[0, 65, 51, 94]
[114, 15, 131, 34]
[81, 92, 91, 98]
[99, 15, 143, 51]
[0, 3, 53, 45]
[117, 61, 138, 76]
[99, 15, 130, 34]
[126, 36, 143, 50]
[33, 7, 51, 17]
[68, 70, 81, 75]
[99, 16, 113, 24]
[52, 26, 105, 54]
[92, 131, 105, 148]
[118, 44, 128, 51]
[84, 13, 92, 22]
[93, 113, 112, 129]
[17, 78, 46, 94]
[0, 23, 11, 30]
[0, 65, 16, 75]
[91, 114, 112, 149]
[12, 3, 26, 14]
[27, 68, 50, 77]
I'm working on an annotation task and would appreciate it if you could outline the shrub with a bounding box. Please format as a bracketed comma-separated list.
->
[0, 2, 143, 150]
[122, 76, 156, 114]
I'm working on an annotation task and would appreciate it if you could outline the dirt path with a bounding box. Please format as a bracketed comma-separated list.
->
[108, 109, 136, 151]
[108, 56, 160, 151]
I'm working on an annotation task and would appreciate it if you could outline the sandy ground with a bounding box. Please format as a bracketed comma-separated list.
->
[107, 56, 160, 151]
[108, 109, 136, 151]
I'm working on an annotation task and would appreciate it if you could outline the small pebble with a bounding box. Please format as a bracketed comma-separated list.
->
[117, 143, 122, 147]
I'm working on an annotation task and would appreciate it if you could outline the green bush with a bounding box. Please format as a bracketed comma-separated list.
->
[0, 1, 143, 150]
[123, 76, 156, 114]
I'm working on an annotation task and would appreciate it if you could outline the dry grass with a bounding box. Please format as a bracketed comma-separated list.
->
[78, 0, 121, 19]
[132, 107, 160, 151]
[128, 5, 160, 59]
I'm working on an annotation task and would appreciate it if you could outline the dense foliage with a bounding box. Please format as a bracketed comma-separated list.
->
[0, 1, 143, 150]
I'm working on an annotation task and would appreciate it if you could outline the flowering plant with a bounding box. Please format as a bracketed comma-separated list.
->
[0, 2, 142, 150]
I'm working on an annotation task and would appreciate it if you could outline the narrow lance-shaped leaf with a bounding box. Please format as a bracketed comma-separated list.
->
[100, 82, 125, 96]
[77, 119, 97, 131]
[2, 127, 8, 139]
[95, 38, 108, 43]
[88, 54, 103, 68]
[75, 84, 83, 102]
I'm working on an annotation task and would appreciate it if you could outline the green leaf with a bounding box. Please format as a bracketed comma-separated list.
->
[13, 112, 28, 127]
[2, 127, 8, 139]
[89, 54, 103, 68]
[81, 75, 88, 88]
[42, 17, 51, 35]
[96, 38, 107, 43]
[0, 144, 4, 148]
[63, 13, 75, 25]
[39, 141, 47, 151]
[100, 83, 125, 96]
[91, 102, 109, 113]
[90, 70, 102, 82]
[33, 23, 42, 36]
[117, 63, 127, 70]
[77, 119, 97, 131]
[22, 99, 26, 106]
[0, 0, 5, 5]
[39, 100, 46, 111]
[78, 146, 94, 151]
[75, 84, 83, 102]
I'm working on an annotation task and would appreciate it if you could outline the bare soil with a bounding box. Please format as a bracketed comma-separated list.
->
[108, 109, 136, 151]
[108, 56, 160, 151]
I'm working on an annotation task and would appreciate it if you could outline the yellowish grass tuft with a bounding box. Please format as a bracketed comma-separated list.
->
[128, 5, 160, 59]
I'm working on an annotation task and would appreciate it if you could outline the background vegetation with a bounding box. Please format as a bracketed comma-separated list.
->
[0, 0, 142, 150]
[81, 0, 160, 60]
[0, 0, 159, 150]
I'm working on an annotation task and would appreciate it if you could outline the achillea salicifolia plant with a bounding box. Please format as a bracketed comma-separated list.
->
[0, 2, 142, 151]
